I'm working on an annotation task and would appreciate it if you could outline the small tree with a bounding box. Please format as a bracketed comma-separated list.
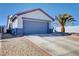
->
[55, 13, 75, 32]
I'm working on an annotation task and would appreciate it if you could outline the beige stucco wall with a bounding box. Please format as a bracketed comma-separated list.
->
[12, 18, 18, 28]
[20, 10, 52, 21]
[17, 17, 23, 28]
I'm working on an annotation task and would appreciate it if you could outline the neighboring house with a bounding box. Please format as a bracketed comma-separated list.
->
[7, 8, 54, 35]
[0, 26, 4, 33]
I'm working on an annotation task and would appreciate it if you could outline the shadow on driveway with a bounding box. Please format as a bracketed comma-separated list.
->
[33, 32, 71, 37]
[1, 32, 72, 39]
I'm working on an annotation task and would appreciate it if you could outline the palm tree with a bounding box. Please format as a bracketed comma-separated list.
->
[55, 13, 75, 32]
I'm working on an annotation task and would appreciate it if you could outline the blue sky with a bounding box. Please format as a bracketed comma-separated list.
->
[0, 3, 79, 26]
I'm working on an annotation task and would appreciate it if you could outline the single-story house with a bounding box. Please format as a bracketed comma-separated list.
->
[7, 8, 54, 35]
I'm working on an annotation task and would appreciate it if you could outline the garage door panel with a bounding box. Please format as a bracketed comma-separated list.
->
[23, 20, 48, 35]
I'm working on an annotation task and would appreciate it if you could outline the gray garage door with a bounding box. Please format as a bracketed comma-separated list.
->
[23, 20, 49, 35]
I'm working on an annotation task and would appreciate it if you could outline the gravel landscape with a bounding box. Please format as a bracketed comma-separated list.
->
[67, 34, 79, 41]
[0, 37, 50, 56]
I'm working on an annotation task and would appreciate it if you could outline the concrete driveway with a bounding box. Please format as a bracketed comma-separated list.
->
[25, 34, 79, 56]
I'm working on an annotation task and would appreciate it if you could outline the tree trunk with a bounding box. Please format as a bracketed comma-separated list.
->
[61, 25, 65, 32]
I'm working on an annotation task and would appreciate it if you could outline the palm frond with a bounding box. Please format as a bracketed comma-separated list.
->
[55, 13, 75, 26]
